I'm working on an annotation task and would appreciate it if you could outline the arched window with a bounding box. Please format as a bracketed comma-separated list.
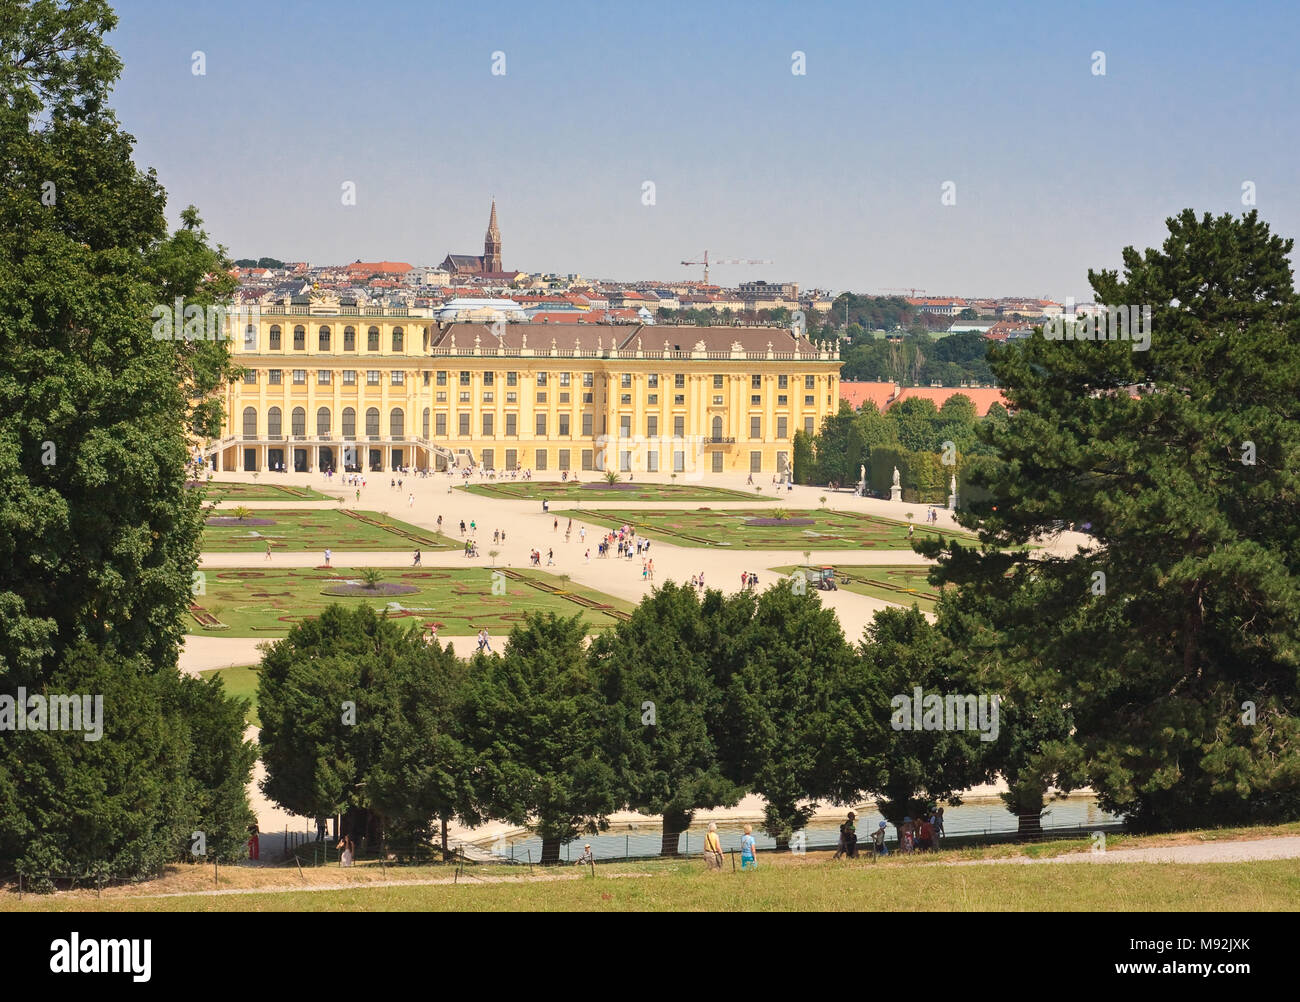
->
[267, 407, 282, 437]
[390, 408, 404, 437]
[318, 326, 331, 351]
[244, 325, 256, 350]
[242, 406, 258, 437]
[422, 328, 430, 351]
[365, 407, 380, 437]
[293, 325, 305, 350]
[342, 407, 356, 437]
[344, 326, 356, 351]
[367, 326, 380, 351]
[712, 416, 723, 439]
[269, 325, 281, 350]
[291, 407, 306, 436]
[392, 327, 404, 351]
[317, 407, 331, 436]
[422, 407, 430, 438]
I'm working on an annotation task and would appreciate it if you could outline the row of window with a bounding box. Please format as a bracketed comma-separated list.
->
[453, 449, 775, 475]
[242, 369, 818, 408]
[239, 405, 813, 441]
[244, 326, 408, 353]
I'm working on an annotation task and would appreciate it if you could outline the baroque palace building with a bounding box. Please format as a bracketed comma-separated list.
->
[206, 297, 840, 477]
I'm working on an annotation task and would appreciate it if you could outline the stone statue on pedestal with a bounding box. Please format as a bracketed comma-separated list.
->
[948, 473, 958, 511]
[890, 465, 902, 503]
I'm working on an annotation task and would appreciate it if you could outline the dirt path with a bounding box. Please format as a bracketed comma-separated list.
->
[939, 836, 1300, 867]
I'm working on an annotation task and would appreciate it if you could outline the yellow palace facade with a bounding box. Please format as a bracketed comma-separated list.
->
[207, 301, 840, 477]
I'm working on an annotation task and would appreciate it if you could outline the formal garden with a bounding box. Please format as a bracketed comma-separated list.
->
[187, 566, 634, 635]
[568, 507, 974, 549]
[200, 508, 458, 551]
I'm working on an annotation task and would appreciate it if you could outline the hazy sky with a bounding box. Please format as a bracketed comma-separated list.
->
[108, 0, 1300, 300]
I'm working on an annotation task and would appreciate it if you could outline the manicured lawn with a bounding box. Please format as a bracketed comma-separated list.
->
[187, 480, 331, 501]
[8, 857, 1298, 912]
[187, 567, 634, 636]
[200, 509, 456, 552]
[569, 508, 974, 549]
[197, 664, 261, 726]
[772, 563, 943, 612]
[460, 480, 765, 502]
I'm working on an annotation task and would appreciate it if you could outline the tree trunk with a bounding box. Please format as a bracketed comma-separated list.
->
[440, 815, 449, 855]
[1017, 811, 1043, 840]
[660, 808, 692, 856]
[540, 837, 562, 865]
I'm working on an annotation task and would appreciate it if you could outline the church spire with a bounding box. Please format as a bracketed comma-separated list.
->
[483, 198, 502, 273]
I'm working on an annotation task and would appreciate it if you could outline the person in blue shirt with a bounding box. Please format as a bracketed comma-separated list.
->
[740, 824, 757, 870]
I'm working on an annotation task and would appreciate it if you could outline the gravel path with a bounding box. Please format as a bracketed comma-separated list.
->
[941, 836, 1300, 866]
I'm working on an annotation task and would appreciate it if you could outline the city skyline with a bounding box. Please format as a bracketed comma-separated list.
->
[108, 0, 1300, 298]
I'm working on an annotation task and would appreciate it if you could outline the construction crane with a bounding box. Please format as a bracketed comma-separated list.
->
[680, 250, 773, 285]
[879, 287, 927, 298]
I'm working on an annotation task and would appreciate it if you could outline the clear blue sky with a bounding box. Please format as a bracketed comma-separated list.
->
[108, 0, 1300, 300]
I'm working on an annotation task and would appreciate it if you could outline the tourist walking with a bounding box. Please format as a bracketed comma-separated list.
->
[412, 550, 421, 566]
[740, 824, 757, 870]
[265, 541, 272, 561]
[872, 821, 888, 856]
[338, 835, 354, 867]
[323, 547, 332, 568]
[704, 822, 724, 871]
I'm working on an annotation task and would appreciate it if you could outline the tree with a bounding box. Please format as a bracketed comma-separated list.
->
[462, 613, 619, 863]
[0, 1, 233, 679]
[0, 1, 252, 879]
[888, 397, 940, 452]
[365, 634, 474, 856]
[591, 582, 744, 855]
[935, 209, 1300, 831]
[848, 607, 992, 841]
[715, 586, 858, 848]
[258, 606, 397, 844]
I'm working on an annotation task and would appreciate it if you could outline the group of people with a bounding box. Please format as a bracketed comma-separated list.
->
[831, 809, 946, 858]
[739, 570, 759, 591]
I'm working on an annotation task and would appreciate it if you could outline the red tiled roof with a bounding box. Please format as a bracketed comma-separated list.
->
[890, 386, 1008, 417]
[840, 381, 898, 411]
[346, 261, 413, 274]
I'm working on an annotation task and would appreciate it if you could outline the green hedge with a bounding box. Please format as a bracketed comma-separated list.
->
[869, 445, 977, 507]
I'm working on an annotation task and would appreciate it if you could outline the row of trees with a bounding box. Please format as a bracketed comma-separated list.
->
[0, 2, 256, 880]
[839, 330, 1000, 386]
[793, 394, 1007, 487]
[259, 589, 1002, 862]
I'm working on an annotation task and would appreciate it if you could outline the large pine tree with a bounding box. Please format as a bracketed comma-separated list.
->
[930, 210, 1300, 830]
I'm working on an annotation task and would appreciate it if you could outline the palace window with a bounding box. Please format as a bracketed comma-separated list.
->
[805, 375, 815, 389]
[243, 370, 257, 384]
[318, 327, 331, 351]
[778, 374, 788, 389]
[506, 414, 517, 436]
[751, 395, 761, 405]
[344, 327, 356, 351]
[647, 374, 658, 388]
[674, 374, 684, 389]
[342, 370, 355, 385]
[367, 370, 380, 385]
[317, 370, 331, 385]
[674, 394, 684, 405]
[483, 371, 494, 386]
[537, 372, 548, 386]
[583, 372, 594, 387]
[752, 374, 762, 389]
[367, 327, 380, 351]
[436, 371, 447, 386]
[713, 374, 723, 389]
[460, 371, 470, 386]
[391, 371, 405, 386]
[507, 372, 518, 386]
[392, 328, 403, 351]
[292, 369, 306, 384]
[293, 326, 305, 350]
[621, 373, 631, 388]
[805, 395, 814, 406]
[559, 414, 570, 436]
[269, 369, 283, 384]
[269, 325, 281, 350]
